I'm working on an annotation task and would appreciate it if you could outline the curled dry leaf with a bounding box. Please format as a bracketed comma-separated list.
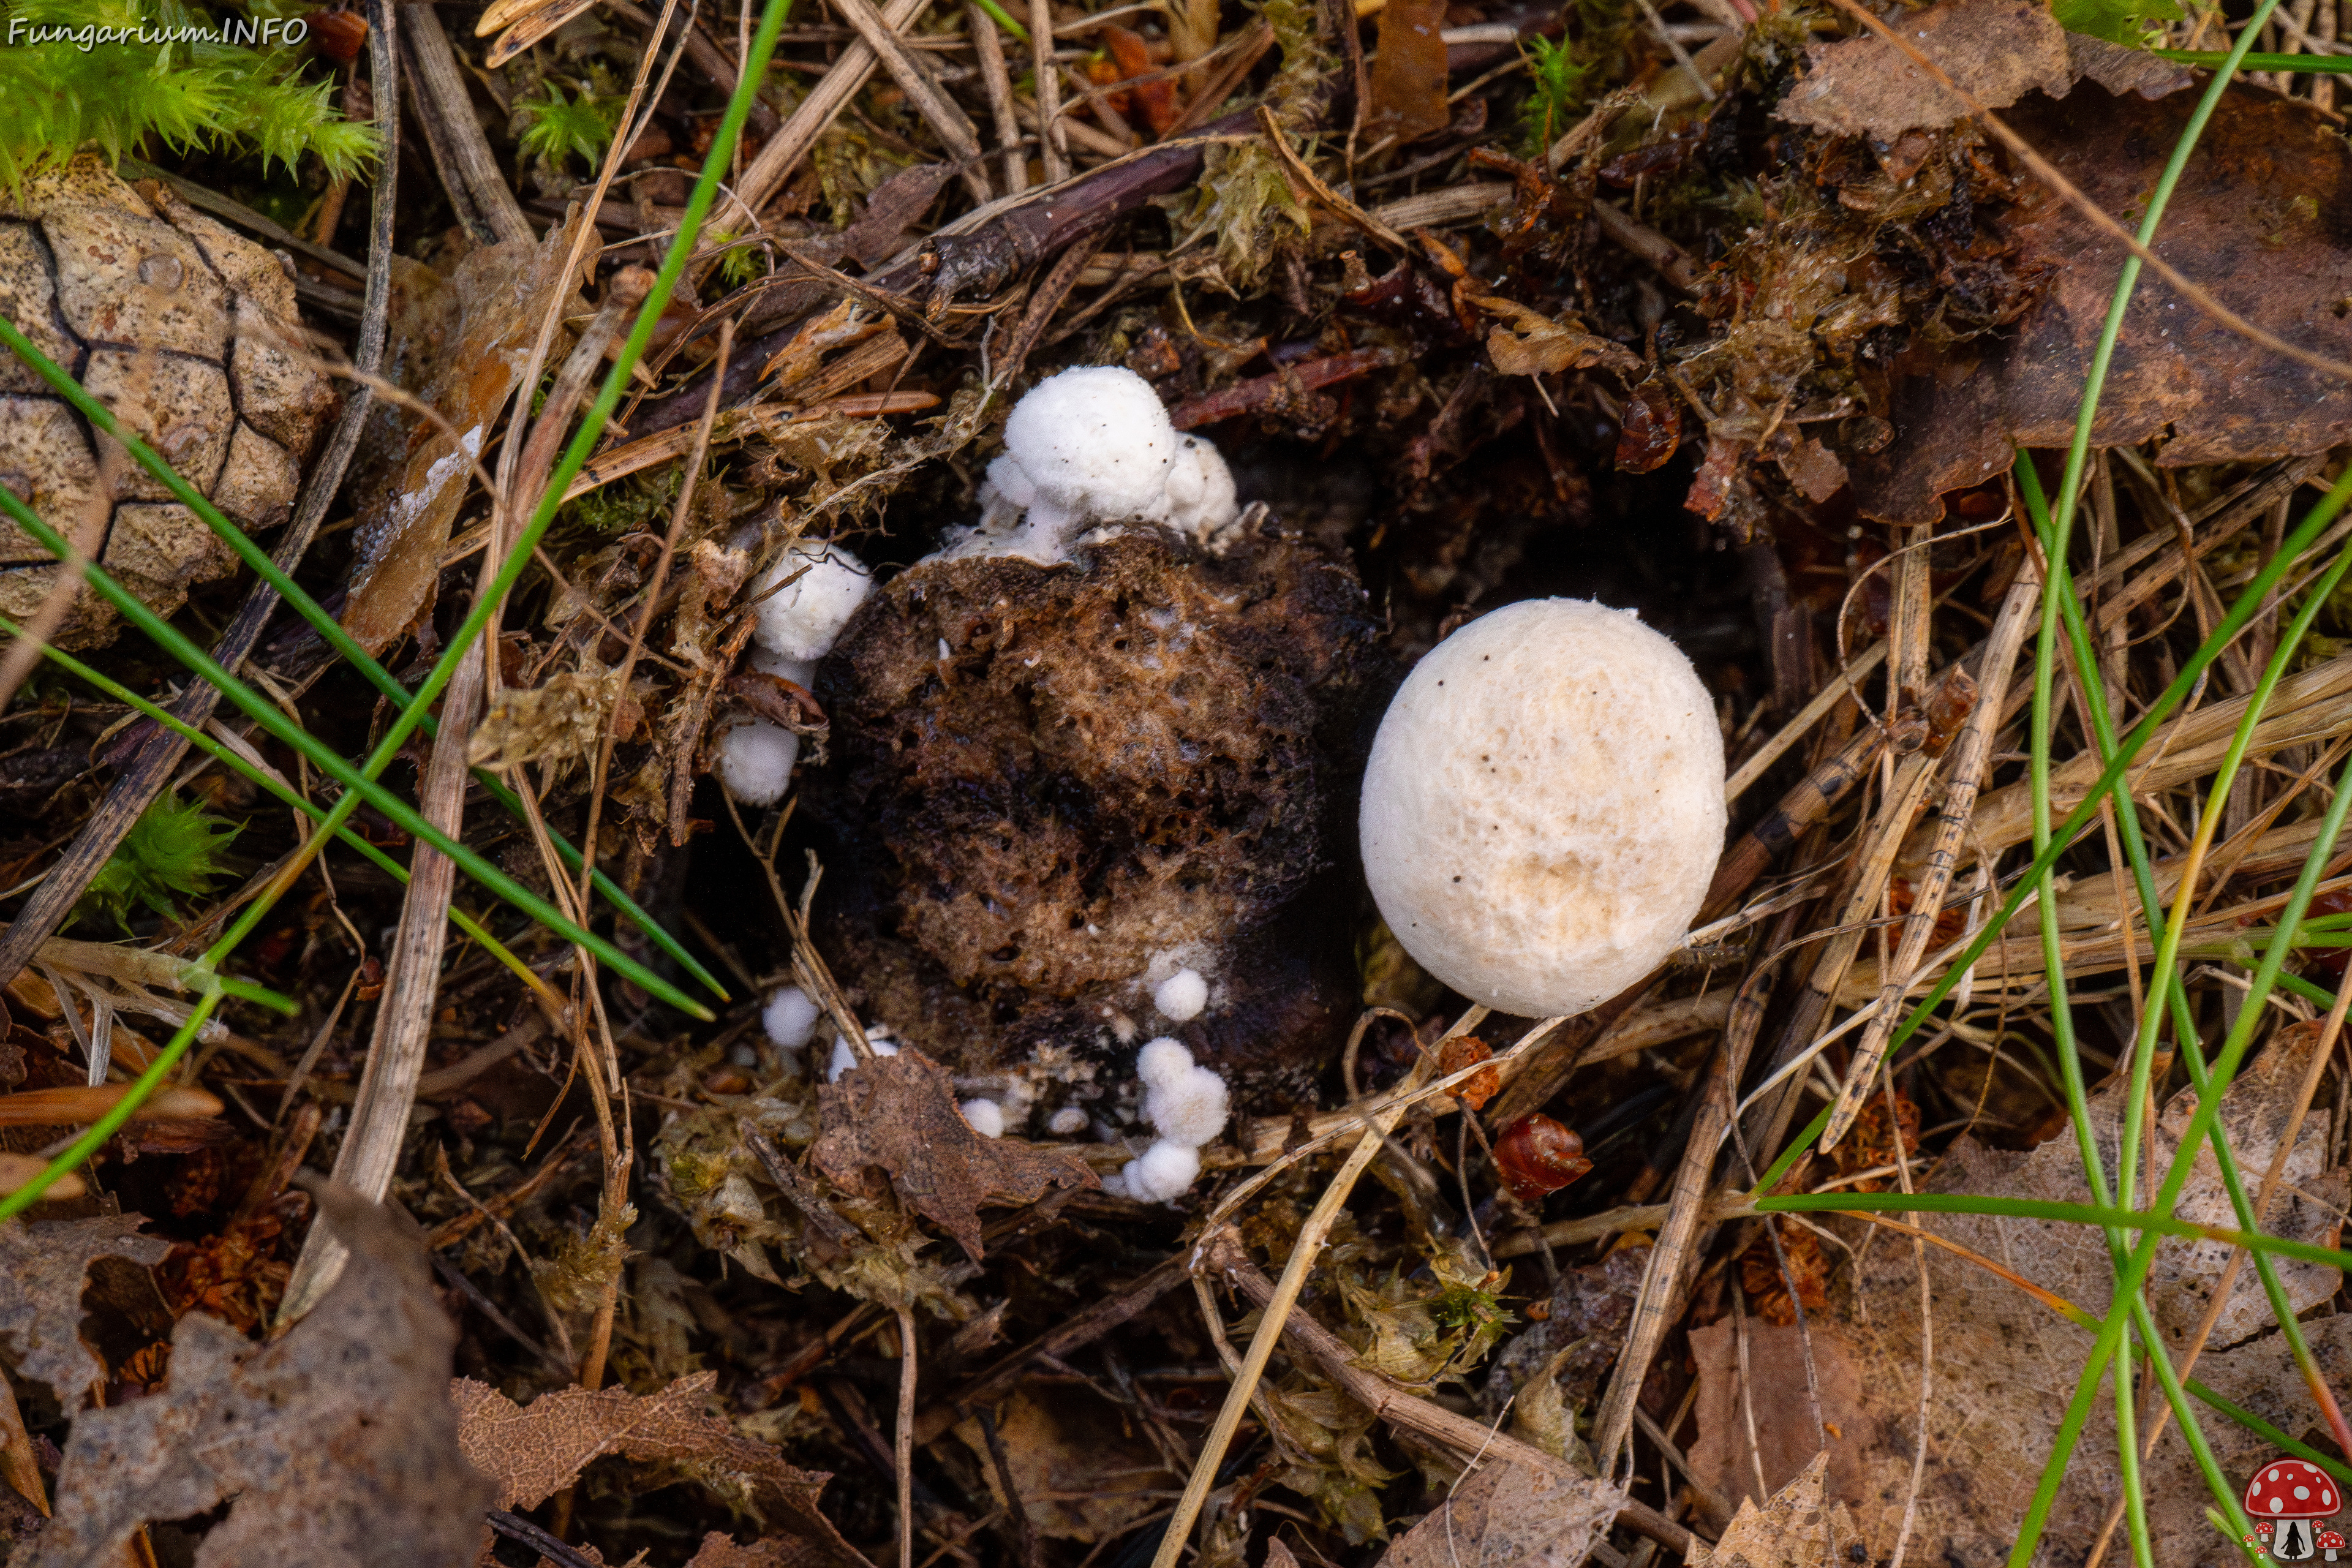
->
[952, 1389, 1177, 1541]
[1690, 1025, 2352, 1558]
[451, 1370, 865, 1565]
[687, 1536, 828, 1568]
[0, 1213, 169, 1410]
[1686, 1453, 1864, 1568]
[341, 219, 584, 654]
[812, 1046, 1098, 1263]
[1363, 0, 1450, 145]
[1476, 297, 1643, 380]
[26, 1180, 492, 1568]
[1373, 1456, 1622, 1568]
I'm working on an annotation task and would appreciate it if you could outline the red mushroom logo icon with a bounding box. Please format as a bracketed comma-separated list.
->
[2247, 1459, 2341, 1559]
[2320, 1528, 2347, 1560]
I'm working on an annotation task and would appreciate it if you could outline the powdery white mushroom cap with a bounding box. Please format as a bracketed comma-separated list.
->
[717, 721, 801, 805]
[1153, 967, 1208, 1022]
[752, 541, 873, 661]
[981, 453, 1037, 511]
[1109, 1139, 1201, 1202]
[1138, 1038, 1229, 1148]
[763, 985, 821, 1050]
[1145, 434, 1239, 545]
[960, 1098, 1006, 1138]
[1359, 598, 1725, 1018]
[1001, 365, 1177, 520]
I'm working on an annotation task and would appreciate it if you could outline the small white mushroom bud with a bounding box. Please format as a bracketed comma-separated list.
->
[717, 721, 801, 805]
[1002, 365, 1177, 522]
[1359, 598, 1725, 1018]
[751, 540, 873, 662]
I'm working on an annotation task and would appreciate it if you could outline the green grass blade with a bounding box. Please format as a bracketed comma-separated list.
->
[2005, 733, 2352, 1561]
[0, 317, 726, 1004]
[1754, 1191, 2352, 1273]
[9, 616, 557, 1007]
[0, 488, 712, 1019]
[2154, 47, 2352, 71]
[0, 990, 217, 1219]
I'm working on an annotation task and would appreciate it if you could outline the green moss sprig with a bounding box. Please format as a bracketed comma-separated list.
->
[0, 0, 377, 189]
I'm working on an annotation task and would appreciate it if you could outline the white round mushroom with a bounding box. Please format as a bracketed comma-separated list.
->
[1359, 598, 1725, 1018]
[1109, 1139, 1200, 1203]
[762, 985, 821, 1050]
[1152, 967, 1208, 1022]
[1000, 365, 1177, 523]
[717, 721, 801, 806]
[751, 540, 873, 662]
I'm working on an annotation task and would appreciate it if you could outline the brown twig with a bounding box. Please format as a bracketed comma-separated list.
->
[968, 3, 1028, 194]
[402, 4, 532, 246]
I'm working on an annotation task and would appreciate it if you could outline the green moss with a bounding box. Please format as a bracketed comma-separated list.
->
[76, 790, 240, 933]
[516, 78, 624, 170]
[0, 0, 377, 189]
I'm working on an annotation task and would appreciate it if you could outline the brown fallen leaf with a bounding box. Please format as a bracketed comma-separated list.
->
[1476, 297, 1644, 380]
[0, 1213, 168, 1410]
[953, 1389, 1176, 1542]
[26, 1180, 492, 1568]
[1776, 0, 2075, 141]
[1363, 0, 1450, 145]
[451, 1371, 866, 1566]
[687, 1536, 829, 1568]
[1687, 1453, 1865, 1568]
[340, 220, 583, 654]
[812, 1047, 1096, 1263]
[1847, 83, 2352, 524]
[1692, 1025, 2352, 1559]
[1373, 1456, 1621, 1568]
[467, 658, 630, 774]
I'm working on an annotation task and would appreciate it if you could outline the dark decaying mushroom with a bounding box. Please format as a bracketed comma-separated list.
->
[801, 522, 1394, 1102]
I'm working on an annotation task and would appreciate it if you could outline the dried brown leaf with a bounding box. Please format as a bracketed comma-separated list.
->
[1777, 0, 2072, 140]
[1374, 1457, 1621, 1568]
[953, 1389, 1175, 1542]
[451, 1371, 865, 1565]
[687, 1536, 830, 1568]
[1363, 0, 1449, 144]
[812, 1047, 1096, 1263]
[1476, 297, 1643, 380]
[341, 220, 583, 654]
[1849, 85, 2352, 523]
[0, 1213, 168, 1410]
[1687, 1453, 1866, 1568]
[1691, 1025, 2352, 1559]
[26, 1180, 492, 1568]
[467, 660, 628, 773]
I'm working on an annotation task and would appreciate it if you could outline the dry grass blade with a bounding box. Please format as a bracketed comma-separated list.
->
[832, 0, 993, 203]
[1827, 567, 2042, 1148]
[1150, 1007, 1488, 1568]
[734, 0, 935, 214]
